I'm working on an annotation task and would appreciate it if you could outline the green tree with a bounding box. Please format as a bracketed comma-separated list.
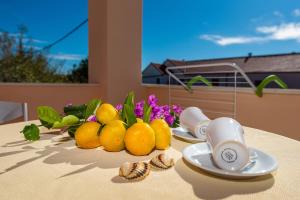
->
[0, 26, 88, 83]
[67, 58, 88, 83]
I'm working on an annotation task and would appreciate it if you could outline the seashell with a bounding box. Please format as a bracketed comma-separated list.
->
[150, 154, 175, 170]
[119, 162, 150, 181]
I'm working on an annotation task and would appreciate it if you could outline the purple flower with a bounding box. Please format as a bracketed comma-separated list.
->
[87, 115, 97, 122]
[162, 105, 170, 112]
[115, 104, 123, 111]
[164, 114, 175, 126]
[151, 105, 164, 120]
[148, 94, 158, 107]
[172, 105, 183, 115]
[152, 105, 161, 114]
[161, 105, 170, 116]
[136, 100, 145, 108]
[150, 112, 155, 121]
[134, 100, 145, 118]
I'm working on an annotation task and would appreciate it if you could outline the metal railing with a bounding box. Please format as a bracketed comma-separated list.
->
[165, 63, 256, 119]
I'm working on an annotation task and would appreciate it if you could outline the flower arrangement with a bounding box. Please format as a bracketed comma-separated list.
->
[115, 94, 182, 128]
[20, 93, 182, 141]
[19, 91, 185, 156]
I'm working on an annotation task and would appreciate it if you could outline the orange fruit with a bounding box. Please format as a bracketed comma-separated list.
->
[150, 119, 171, 150]
[124, 122, 155, 156]
[75, 122, 101, 149]
[99, 120, 126, 152]
[96, 103, 119, 124]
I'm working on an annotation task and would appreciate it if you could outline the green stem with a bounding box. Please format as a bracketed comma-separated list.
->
[186, 76, 212, 92]
[255, 75, 288, 97]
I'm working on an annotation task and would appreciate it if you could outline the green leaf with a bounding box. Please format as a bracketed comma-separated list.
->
[37, 106, 62, 129]
[143, 103, 152, 123]
[85, 99, 101, 120]
[52, 115, 80, 129]
[124, 104, 137, 128]
[121, 91, 135, 121]
[172, 115, 180, 128]
[20, 124, 40, 141]
[256, 75, 288, 97]
[67, 124, 81, 138]
[187, 76, 212, 91]
[39, 119, 53, 129]
[64, 104, 87, 119]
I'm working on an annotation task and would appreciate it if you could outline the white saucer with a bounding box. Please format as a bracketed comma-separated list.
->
[172, 127, 206, 143]
[182, 143, 278, 179]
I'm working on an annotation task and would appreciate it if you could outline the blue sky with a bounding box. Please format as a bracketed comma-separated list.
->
[0, 0, 88, 72]
[1, 1, 300, 71]
[143, 0, 300, 69]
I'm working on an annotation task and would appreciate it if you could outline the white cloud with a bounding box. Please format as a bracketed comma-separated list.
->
[48, 53, 84, 61]
[23, 45, 42, 50]
[257, 23, 300, 41]
[22, 38, 48, 45]
[292, 9, 300, 17]
[0, 32, 48, 44]
[29, 38, 48, 44]
[250, 16, 264, 23]
[200, 22, 300, 46]
[273, 11, 283, 18]
[200, 35, 263, 46]
[256, 26, 277, 34]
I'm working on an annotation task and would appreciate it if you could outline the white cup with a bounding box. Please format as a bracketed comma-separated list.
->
[179, 107, 210, 140]
[206, 117, 250, 171]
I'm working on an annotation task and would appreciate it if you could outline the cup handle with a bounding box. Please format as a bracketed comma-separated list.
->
[249, 150, 258, 160]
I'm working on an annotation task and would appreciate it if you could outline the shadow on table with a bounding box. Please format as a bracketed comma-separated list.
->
[111, 175, 142, 184]
[0, 131, 62, 160]
[44, 148, 164, 178]
[43, 134, 189, 178]
[175, 158, 275, 199]
[0, 132, 67, 175]
[1, 131, 61, 148]
[109, 137, 194, 184]
[1, 130, 166, 178]
[170, 136, 191, 152]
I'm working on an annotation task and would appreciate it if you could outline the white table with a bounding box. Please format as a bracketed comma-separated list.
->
[0, 121, 299, 200]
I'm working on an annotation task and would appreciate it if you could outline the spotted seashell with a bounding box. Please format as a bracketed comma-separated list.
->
[119, 162, 150, 181]
[150, 154, 175, 170]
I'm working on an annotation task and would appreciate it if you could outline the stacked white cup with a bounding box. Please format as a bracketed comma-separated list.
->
[180, 107, 250, 171]
[179, 107, 210, 141]
[206, 117, 250, 171]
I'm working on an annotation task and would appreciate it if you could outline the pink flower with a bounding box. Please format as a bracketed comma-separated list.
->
[87, 115, 97, 122]
[115, 104, 123, 111]
[148, 94, 158, 106]
[172, 105, 183, 115]
[134, 100, 145, 118]
[165, 114, 175, 126]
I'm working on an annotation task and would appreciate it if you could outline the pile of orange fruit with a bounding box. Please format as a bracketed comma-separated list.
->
[75, 103, 171, 156]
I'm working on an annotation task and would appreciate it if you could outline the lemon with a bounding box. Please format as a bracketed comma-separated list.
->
[96, 103, 119, 124]
[124, 122, 155, 156]
[136, 118, 143, 123]
[99, 120, 126, 152]
[150, 119, 171, 150]
[75, 122, 101, 149]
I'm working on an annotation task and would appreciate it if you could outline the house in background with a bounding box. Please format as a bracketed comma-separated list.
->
[142, 63, 164, 84]
[142, 59, 186, 85]
[143, 52, 300, 89]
